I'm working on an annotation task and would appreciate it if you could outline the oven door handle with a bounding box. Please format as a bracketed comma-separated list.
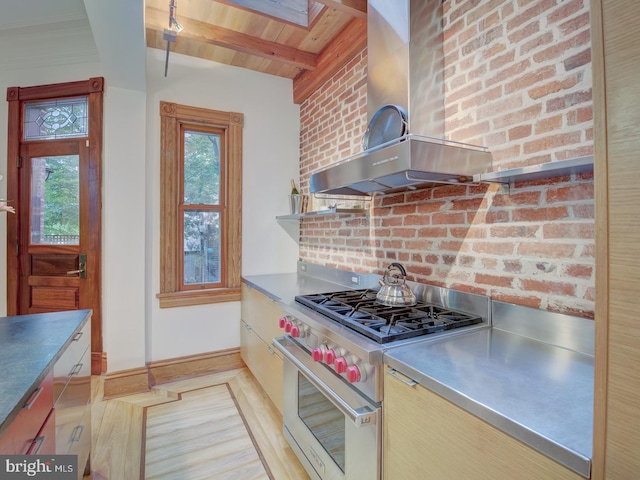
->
[273, 337, 378, 427]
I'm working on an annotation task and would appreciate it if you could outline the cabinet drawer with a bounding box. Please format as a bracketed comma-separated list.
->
[68, 403, 90, 460]
[241, 283, 284, 343]
[55, 347, 91, 410]
[69, 403, 92, 480]
[383, 365, 583, 480]
[26, 409, 56, 455]
[53, 321, 90, 403]
[57, 401, 91, 480]
[56, 401, 90, 455]
[241, 320, 283, 413]
[0, 370, 54, 454]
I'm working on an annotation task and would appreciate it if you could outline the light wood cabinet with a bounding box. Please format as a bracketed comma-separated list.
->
[240, 282, 285, 413]
[591, 0, 640, 478]
[54, 319, 91, 478]
[383, 366, 583, 480]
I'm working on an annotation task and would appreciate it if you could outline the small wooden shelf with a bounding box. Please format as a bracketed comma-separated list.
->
[276, 207, 368, 220]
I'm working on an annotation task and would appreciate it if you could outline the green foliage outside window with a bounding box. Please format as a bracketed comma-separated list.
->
[183, 130, 222, 284]
[43, 155, 79, 236]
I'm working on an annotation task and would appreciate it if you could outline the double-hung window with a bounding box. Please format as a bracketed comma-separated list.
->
[157, 102, 243, 308]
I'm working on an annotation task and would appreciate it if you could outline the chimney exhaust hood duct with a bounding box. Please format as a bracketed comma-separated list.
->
[309, 0, 493, 196]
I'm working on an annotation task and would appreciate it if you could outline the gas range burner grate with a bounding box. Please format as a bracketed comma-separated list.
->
[295, 289, 482, 344]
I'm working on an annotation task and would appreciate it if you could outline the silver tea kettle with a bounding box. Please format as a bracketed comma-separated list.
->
[376, 263, 417, 307]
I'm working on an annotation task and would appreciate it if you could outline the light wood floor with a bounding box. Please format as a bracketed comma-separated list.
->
[86, 368, 310, 480]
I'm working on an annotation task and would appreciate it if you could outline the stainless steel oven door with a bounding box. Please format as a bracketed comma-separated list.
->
[273, 336, 381, 480]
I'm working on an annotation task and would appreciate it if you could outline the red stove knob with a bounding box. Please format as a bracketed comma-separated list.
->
[290, 325, 300, 338]
[334, 357, 348, 374]
[324, 349, 336, 365]
[278, 316, 287, 328]
[284, 321, 293, 333]
[311, 347, 324, 362]
[346, 365, 361, 383]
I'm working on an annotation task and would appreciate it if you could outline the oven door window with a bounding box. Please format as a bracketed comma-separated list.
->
[297, 372, 346, 472]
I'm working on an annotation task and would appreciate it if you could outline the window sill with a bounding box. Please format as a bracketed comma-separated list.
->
[157, 288, 241, 308]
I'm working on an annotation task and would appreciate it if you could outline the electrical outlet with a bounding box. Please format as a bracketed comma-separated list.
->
[351, 276, 360, 285]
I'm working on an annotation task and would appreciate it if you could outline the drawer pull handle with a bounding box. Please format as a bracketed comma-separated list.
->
[72, 331, 83, 341]
[70, 425, 84, 443]
[69, 363, 83, 376]
[243, 323, 252, 331]
[266, 346, 276, 355]
[27, 435, 46, 454]
[24, 387, 43, 410]
[386, 368, 417, 387]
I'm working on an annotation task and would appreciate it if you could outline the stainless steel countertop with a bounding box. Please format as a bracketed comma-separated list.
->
[243, 265, 593, 478]
[384, 328, 593, 478]
[242, 272, 356, 305]
[243, 262, 379, 305]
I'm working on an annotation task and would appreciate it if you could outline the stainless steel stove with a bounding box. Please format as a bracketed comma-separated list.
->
[295, 289, 483, 344]
[273, 280, 490, 480]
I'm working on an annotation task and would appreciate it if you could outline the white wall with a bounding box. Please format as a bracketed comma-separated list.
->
[101, 86, 147, 372]
[0, 46, 300, 372]
[144, 49, 300, 363]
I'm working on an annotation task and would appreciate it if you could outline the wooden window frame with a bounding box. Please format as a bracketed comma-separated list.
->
[157, 101, 243, 308]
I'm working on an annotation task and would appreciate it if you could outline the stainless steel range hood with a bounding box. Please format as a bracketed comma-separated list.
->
[309, 0, 492, 196]
[310, 134, 490, 195]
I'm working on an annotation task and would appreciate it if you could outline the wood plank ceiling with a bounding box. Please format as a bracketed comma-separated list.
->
[144, 0, 368, 104]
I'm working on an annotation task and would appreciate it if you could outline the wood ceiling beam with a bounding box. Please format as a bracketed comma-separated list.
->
[314, 0, 367, 19]
[293, 17, 366, 104]
[145, 6, 318, 71]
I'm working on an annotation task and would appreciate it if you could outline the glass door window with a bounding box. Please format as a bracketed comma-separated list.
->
[30, 155, 79, 245]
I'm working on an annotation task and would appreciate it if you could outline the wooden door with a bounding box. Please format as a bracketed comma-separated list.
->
[6, 78, 103, 374]
[18, 140, 89, 314]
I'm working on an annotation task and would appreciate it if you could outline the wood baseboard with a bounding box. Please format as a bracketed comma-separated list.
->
[103, 366, 150, 399]
[102, 351, 107, 372]
[101, 349, 245, 398]
[91, 351, 107, 375]
[148, 348, 245, 386]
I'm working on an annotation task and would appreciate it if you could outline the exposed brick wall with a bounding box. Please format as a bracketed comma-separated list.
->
[299, 51, 368, 188]
[443, 0, 593, 168]
[297, 0, 595, 317]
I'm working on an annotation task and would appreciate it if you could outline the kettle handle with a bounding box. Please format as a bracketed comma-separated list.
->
[389, 262, 407, 278]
